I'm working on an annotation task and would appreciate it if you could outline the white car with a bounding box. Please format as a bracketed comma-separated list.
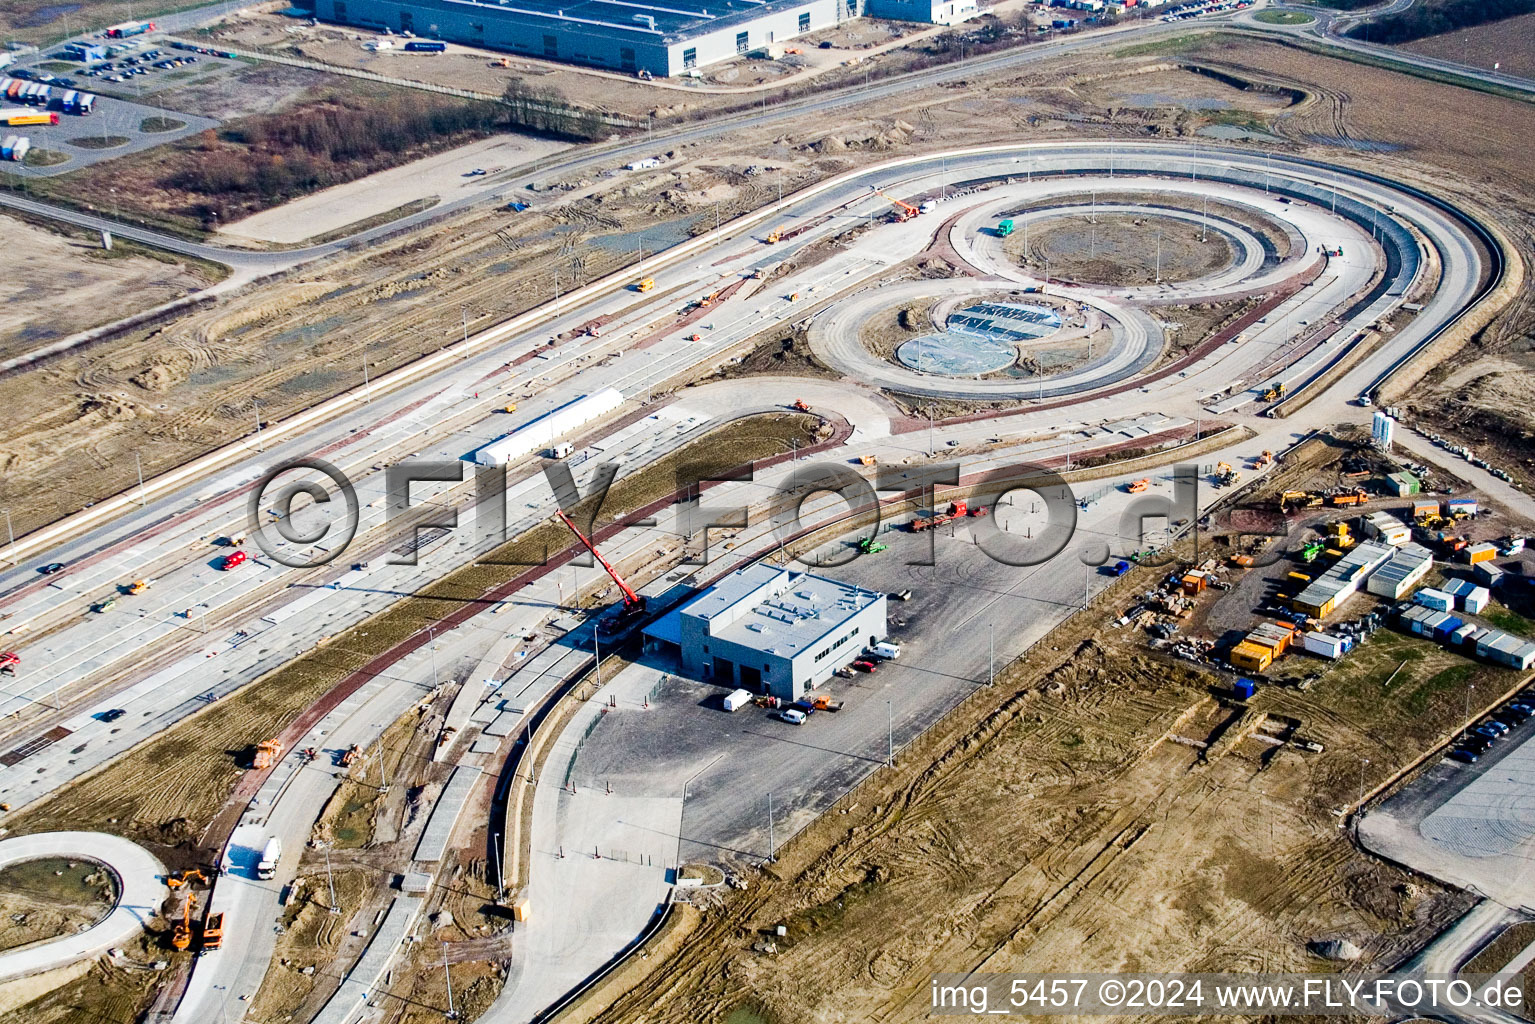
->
[778, 708, 807, 725]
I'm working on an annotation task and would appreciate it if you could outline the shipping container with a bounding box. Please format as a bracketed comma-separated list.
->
[1229, 641, 1272, 671]
[1475, 562, 1507, 588]
[1414, 588, 1454, 612]
[1466, 542, 1498, 565]
[1303, 631, 1350, 659]
[1465, 586, 1490, 614]
[1432, 615, 1464, 641]
[1233, 678, 1257, 699]
[1448, 497, 1479, 514]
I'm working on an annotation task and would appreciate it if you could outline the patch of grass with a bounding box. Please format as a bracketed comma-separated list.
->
[1405, 663, 1475, 714]
[22, 149, 68, 167]
[69, 136, 130, 150]
[1112, 32, 1211, 57]
[1466, 921, 1535, 974]
[139, 116, 186, 133]
[1484, 607, 1535, 637]
[1254, 9, 1315, 23]
[302, 197, 440, 246]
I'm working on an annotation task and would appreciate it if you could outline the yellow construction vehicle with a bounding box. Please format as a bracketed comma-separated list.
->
[127, 579, 151, 596]
[201, 911, 224, 954]
[792, 399, 811, 412]
[636, 277, 654, 292]
[172, 892, 195, 952]
[765, 227, 782, 244]
[858, 455, 877, 466]
[166, 869, 209, 890]
[488, 57, 512, 67]
[502, 403, 517, 414]
[1126, 478, 1150, 494]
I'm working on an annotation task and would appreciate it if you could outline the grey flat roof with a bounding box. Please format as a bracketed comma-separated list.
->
[376, 0, 818, 42]
[683, 563, 882, 659]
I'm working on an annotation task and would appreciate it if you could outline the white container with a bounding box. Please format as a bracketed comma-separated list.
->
[1414, 588, 1454, 612]
[722, 688, 752, 712]
[1465, 586, 1490, 614]
[1303, 631, 1346, 659]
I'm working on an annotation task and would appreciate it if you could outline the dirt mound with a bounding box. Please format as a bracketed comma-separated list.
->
[1309, 938, 1363, 961]
[76, 394, 141, 423]
[1450, 371, 1535, 435]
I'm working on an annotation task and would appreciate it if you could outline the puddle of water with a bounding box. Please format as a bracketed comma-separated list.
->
[1302, 134, 1404, 152]
[1120, 91, 1232, 110]
[16, 3, 82, 27]
[268, 314, 347, 347]
[1197, 124, 1283, 143]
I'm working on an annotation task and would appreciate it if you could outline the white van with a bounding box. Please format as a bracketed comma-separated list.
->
[778, 708, 807, 725]
[723, 688, 752, 712]
[873, 641, 901, 660]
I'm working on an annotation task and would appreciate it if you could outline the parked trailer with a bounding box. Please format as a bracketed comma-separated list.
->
[0, 109, 56, 126]
[9, 137, 29, 163]
[104, 20, 156, 37]
[73, 93, 95, 115]
[403, 40, 447, 52]
[0, 134, 15, 160]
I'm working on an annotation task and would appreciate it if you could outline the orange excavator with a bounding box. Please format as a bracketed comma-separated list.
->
[871, 186, 919, 222]
[554, 510, 647, 630]
[172, 891, 196, 951]
[166, 869, 209, 889]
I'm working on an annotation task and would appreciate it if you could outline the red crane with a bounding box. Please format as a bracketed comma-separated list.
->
[554, 509, 646, 624]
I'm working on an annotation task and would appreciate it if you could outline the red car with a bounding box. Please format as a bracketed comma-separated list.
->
[852, 660, 877, 673]
[221, 550, 248, 570]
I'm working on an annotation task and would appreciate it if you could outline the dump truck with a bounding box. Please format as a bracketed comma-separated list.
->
[1329, 488, 1367, 507]
[201, 911, 224, 954]
[252, 739, 283, 769]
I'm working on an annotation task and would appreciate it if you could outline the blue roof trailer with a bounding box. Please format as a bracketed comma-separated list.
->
[1432, 615, 1464, 641]
[1234, 678, 1257, 700]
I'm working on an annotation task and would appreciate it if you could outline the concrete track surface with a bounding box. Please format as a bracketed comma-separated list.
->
[0, 141, 1505, 1022]
[0, 831, 166, 982]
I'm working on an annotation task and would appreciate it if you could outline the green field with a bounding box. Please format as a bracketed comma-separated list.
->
[1255, 9, 1316, 23]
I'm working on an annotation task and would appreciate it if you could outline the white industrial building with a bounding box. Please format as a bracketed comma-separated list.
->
[643, 563, 887, 700]
[471, 388, 624, 466]
[1366, 542, 1433, 599]
[1362, 511, 1411, 547]
[302, 0, 971, 77]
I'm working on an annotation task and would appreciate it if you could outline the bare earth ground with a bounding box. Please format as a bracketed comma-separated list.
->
[1007, 212, 1236, 285]
[1397, 12, 1535, 80]
[596, 593, 1481, 1024]
[0, 857, 115, 955]
[0, 214, 215, 359]
[216, 133, 569, 245]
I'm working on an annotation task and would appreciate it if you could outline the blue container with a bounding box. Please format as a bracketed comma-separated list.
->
[1234, 678, 1257, 700]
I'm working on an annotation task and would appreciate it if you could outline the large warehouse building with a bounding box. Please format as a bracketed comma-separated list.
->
[305, 0, 973, 77]
[643, 563, 887, 700]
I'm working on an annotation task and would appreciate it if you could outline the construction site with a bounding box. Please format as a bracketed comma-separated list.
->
[0, 0, 1534, 1022]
